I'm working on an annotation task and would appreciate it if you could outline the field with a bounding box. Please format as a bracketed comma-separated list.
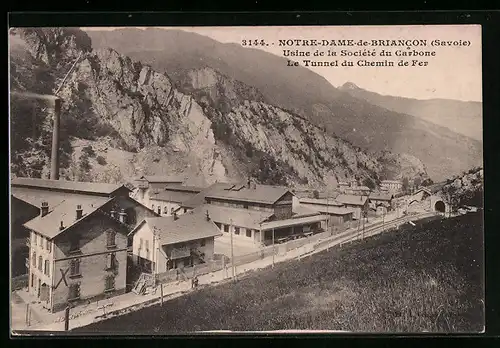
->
[74, 213, 484, 334]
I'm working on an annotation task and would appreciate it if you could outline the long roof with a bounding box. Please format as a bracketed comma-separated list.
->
[23, 196, 114, 239]
[141, 213, 222, 246]
[138, 175, 184, 183]
[336, 194, 368, 206]
[369, 193, 393, 201]
[193, 204, 274, 230]
[260, 214, 329, 231]
[180, 182, 235, 209]
[150, 190, 199, 203]
[11, 177, 128, 196]
[292, 205, 323, 218]
[206, 184, 293, 205]
[302, 205, 354, 216]
[163, 184, 204, 193]
[299, 198, 344, 207]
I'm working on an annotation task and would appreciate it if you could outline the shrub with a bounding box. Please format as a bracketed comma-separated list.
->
[96, 155, 107, 166]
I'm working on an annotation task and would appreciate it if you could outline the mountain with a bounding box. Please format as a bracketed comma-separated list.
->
[338, 82, 483, 142]
[9, 28, 428, 189]
[85, 28, 483, 182]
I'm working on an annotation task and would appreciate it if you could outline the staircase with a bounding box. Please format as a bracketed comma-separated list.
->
[132, 273, 155, 295]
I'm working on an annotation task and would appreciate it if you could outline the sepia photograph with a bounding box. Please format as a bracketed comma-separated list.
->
[9, 24, 484, 335]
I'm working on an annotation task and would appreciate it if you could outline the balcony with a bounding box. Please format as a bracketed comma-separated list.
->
[168, 246, 191, 260]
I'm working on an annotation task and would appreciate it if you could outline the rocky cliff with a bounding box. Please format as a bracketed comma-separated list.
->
[9, 28, 428, 188]
[440, 167, 484, 209]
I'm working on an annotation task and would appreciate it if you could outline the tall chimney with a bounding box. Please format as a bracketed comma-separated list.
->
[50, 98, 62, 180]
[40, 201, 49, 217]
[59, 221, 65, 230]
[76, 205, 83, 220]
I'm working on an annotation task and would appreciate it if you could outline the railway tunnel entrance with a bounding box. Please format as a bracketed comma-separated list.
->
[434, 200, 446, 213]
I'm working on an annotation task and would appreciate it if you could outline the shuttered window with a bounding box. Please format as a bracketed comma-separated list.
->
[70, 259, 81, 276]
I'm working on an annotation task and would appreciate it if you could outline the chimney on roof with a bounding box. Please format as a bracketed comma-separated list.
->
[118, 209, 127, 224]
[76, 204, 83, 220]
[59, 221, 65, 231]
[40, 201, 49, 217]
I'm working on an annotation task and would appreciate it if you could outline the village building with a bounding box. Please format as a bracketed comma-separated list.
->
[338, 178, 358, 193]
[345, 185, 371, 196]
[148, 184, 203, 217]
[194, 180, 329, 246]
[298, 197, 354, 228]
[12, 178, 158, 313]
[129, 211, 222, 279]
[175, 182, 235, 215]
[380, 180, 403, 193]
[132, 175, 185, 208]
[335, 194, 369, 220]
[368, 192, 394, 215]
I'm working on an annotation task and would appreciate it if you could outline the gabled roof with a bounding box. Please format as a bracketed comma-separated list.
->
[163, 184, 204, 193]
[336, 194, 368, 206]
[369, 193, 393, 201]
[292, 205, 323, 218]
[412, 188, 432, 196]
[136, 213, 222, 246]
[11, 177, 128, 196]
[192, 204, 274, 230]
[23, 196, 114, 239]
[206, 184, 293, 205]
[260, 214, 329, 231]
[179, 182, 235, 209]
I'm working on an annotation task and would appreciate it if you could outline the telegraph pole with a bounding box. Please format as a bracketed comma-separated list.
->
[230, 218, 235, 281]
[272, 228, 275, 268]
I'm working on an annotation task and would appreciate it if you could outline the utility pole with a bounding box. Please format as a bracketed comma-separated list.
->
[272, 228, 275, 268]
[230, 219, 235, 281]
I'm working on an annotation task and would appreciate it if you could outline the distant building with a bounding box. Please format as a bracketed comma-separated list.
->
[12, 178, 158, 313]
[132, 175, 185, 208]
[338, 179, 358, 193]
[129, 212, 222, 277]
[148, 184, 203, 217]
[380, 180, 403, 193]
[345, 185, 371, 196]
[368, 193, 394, 215]
[175, 182, 235, 215]
[335, 194, 369, 220]
[191, 179, 329, 246]
[298, 197, 354, 227]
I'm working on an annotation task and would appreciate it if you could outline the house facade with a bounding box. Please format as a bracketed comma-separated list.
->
[148, 185, 202, 217]
[129, 212, 222, 278]
[380, 180, 403, 193]
[14, 178, 158, 313]
[298, 198, 354, 228]
[368, 193, 394, 215]
[132, 175, 185, 209]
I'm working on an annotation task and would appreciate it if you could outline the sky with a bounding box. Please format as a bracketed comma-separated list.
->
[83, 25, 482, 102]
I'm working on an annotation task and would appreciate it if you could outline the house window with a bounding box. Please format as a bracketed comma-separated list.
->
[157, 206, 161, 215]
[31, 273, 34, 287]
[145, 240, 149, 251]
[246, 229, 252, 238]
[105, 253, 117, 270]
[44, 260, 50, 276]
[70, 259, 81, 277]
[38, 256, 42, 271]
[164, 206, 169, 214]
[106, 230, 117, 248]
[68, 283, 80, 301]
[244, 204, 249, 209]
[234, 227, 240, 235]
[139, 238, 143, 250]
[46, 239, 51, 253]
[200, 239, 206, 247]
[32, 252, 36, 267]
[105, 275, 115, 291]
[223, 225, 229, 233]
[152, 204, 155, 210]
[39, 235, 43, 247]
[69, 234, 81, 253]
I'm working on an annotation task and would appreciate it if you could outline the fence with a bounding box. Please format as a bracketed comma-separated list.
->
[155, 259, 225, 284]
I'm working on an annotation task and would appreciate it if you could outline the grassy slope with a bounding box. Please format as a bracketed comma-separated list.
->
[75, 213, 484, 334]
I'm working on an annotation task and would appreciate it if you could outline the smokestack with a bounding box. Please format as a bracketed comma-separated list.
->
[76, 205, 83, 220]
[50, 98, 62, 180]
[40, 201, 49, 217]
[59, 221, 65, 230]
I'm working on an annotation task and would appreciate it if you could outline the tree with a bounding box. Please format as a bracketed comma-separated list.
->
[362, 177, 376, 190]
[313, 190, 320, 199]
